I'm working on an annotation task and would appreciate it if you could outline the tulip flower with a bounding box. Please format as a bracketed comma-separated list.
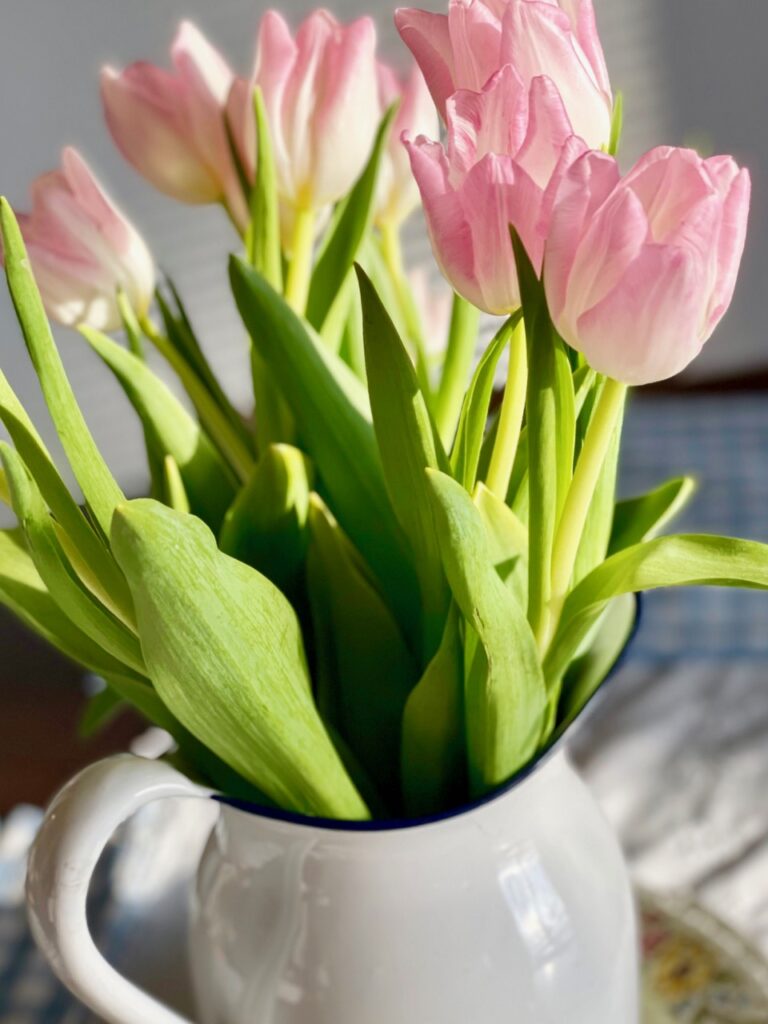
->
[376, 63, 439, 227]
[10, 148, 154, 332]
[395, 0, 612, 148]
[405, 66, 585, 315]
[101, 21, 247, 228]
[544, 146, 751, 386]
[242, 9, 379, 216]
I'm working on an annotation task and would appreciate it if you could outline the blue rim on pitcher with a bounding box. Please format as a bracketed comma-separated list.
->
[216, 595, 642, 833]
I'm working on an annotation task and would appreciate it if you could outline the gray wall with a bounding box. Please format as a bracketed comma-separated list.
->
[0, 0, 764, 500]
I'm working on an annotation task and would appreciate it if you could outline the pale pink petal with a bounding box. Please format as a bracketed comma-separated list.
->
[501, 0, 611, 148]
[446, 65, 529, 174]
[171, 21, 233, 105]
[623, 146, 714, 243]
[707, 167, 751, 333]
[311, 16, 379, 206]
[253, 10, 298, 197]
[557, 0, 611, 95]
[226, 77, 256, 182]
[447, 0, 506, 96]
[101, 64, 222, 203]
[544, 149, 620, 323]
[576, 245, 707, 385]
[395, 8, 456, 117]
[516, 74, 574, 187]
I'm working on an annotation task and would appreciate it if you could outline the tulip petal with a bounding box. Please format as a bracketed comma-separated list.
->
[446, 65, 529, 174]
[575, 245, 706, 385]
[707, 166, 751, 333]
[447, 0, 506, 96]
[557, 0, 611, 95]
[395, 8, 456, 117]
[516, 74, 576, 188]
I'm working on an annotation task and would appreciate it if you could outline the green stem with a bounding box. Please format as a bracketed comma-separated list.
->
[140, 316, 255, 483]
[484, 316, 528, 499]
[379, 221, 432, 397]
[284, 207, 317, 315]
[547, 376, 627, 641]
[434, 294, 480, 446]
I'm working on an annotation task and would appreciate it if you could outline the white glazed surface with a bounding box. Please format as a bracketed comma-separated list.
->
[26, 751, 638, 1024]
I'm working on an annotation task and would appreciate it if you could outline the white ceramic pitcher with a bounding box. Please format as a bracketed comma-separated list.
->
[26, 746, 638, 1024]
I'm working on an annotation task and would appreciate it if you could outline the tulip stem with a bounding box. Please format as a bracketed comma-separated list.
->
[546, 375, 627, 644]
[284, 206, 317, 316]
[485, 315, 528, 500]
[434, 293, 480, 447]
[379, 220, 432, 398]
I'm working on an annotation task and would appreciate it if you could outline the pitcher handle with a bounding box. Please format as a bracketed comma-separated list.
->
[26, 754, 214, 1024]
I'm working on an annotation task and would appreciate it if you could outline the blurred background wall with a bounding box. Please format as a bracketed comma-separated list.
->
[1, 0, 766, 504]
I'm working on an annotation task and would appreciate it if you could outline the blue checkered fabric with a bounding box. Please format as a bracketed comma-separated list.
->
[2, 392, 768, 1022]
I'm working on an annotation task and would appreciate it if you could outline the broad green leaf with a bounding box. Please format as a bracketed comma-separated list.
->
[511, 229, 557, 643]
[1, 444, 145, 675]
[557, 593, 637, 730]
[79, 685, 125, 738]
[0, 468, 9, 505]
[230, 256, 419, 635]
[306, 495, 417, 811]
[357, 266, 449, 658]
[247, 86, 283, 291]
[80, 326, 237, 533]
[610, 476, 697, 555]
[0, 198, 125, 539]
[220, 444, 312, 606]
[117, 290, 145, 360]
[426, 470, 546, 793]
[451, 313, 521, 490]
[547, 534, 768, 685]
[306, 105, 397, 331]
[0, 369, 134, 624]
[0, 527, 138, 677]
[573, 386, 626, 583]
[474, 482, 528, 610]
[111, 499, 369, 820]
[401, 606, 466, 816]
[163, 455, 190, 514]
[339, 276, 366, 380]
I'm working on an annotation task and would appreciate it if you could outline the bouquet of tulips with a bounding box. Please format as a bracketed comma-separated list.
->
[1, 0, 765, 821]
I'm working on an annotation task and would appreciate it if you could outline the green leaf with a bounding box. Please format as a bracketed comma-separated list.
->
[610, 476, 697, 555]
[0, 369, 134, 624]
[306, 495, 417, 811]
[356, 265, 449, 658]
[0, 197, 125, 538]
[426, 470, 547, 793]
[230, 256, 419, 636]
[434, 295, 481, 447]
[451, 314, 520, 490]
[547, 534, 768, 685]
[80, 326, 237, 533]
[401, 606, 466, 816]
[247, 86, 283, 291]
[117, 289, 145, 360]
[1, 444, 145, 675]
[0, 527, 139, 676]
[79, 685, 125, 738]
[0, 468, 9, 505]
[552, 338, 576, 521]
[474, 482, 528, 610]
[220, 444, 312, 605]
[163, 455, 190, 514]
[111, 498, 369, 820]
[557, 594, 637, 731]
[511, 229, 556, 642]
[306, 104, 398, 331]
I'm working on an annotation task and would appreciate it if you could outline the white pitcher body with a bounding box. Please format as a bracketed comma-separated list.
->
[27, 750, 638, 1024]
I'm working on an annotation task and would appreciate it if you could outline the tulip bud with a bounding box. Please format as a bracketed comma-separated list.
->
[244, 9, 380, 215]
[376, 63, 439, 227]
[544, 147, 751, 385]
[8, 149, 155, 332]
[405, 66, 585, 315]
[396, 0, 612, 149]
[101, 21, 247, 228]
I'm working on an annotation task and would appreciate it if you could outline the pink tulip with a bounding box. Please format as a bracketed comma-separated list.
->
[405, 66, 585, 315]
[395, 0, 612, 148]
[376, 63, 439, 226]
[101, 22, 247, 227]
[11, 149, 154, 332]
[544, 146, 751, 385]
[233, 9, 379, 217]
